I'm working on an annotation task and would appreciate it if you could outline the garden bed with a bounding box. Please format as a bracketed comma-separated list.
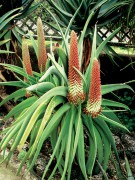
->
[0, 112, 135, 179]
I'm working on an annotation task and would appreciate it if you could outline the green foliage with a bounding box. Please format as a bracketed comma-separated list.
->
[111, 1, 135, 44]
[125, 156, 135, 180]
[18, 150, 27, 161]
[117, 91, 135, 131]
[44, 0, 130, 32]
[0, 0, 39, 53]
[42, 0, 133, 65]
[0, 15, 133, 180]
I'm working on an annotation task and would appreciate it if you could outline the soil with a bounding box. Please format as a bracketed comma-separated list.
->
[0, 153, 37, 180]
[0, 160, 21, 180]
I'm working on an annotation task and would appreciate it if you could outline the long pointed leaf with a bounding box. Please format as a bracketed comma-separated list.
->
[102, 84, 134, 95]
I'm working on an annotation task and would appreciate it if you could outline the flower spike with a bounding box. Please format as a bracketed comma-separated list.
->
[22, 37, 33, 77]
[84, 58, 102, 117]
[37, 17, 47, 72]
[22, 37, 33, 98]
[67, 31, 85, 105]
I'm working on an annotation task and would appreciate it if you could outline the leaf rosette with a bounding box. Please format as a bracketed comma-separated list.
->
[0, 15, 133, 180]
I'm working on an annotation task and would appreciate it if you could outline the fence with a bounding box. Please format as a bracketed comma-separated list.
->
[16, 7, 135, 46]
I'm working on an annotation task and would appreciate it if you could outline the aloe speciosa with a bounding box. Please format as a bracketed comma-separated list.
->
[0, 17, 133, 180]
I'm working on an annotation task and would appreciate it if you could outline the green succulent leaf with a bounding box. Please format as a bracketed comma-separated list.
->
[0, 13, 21, 31]
[99, 114, 129, 132]
[26, 82, 55, 93]
[28, 103, 71, 171]
[0, 50, 14, 54]
[102, 84, 134, 95]
[12, 27, 22, 45]
[102, 99, 130, 110]
[0, 88, 26, 108]
[0, 39, 10, 46]
[4, 96, 38, 121]
[48, 54, 68, 85]
[83, 115, 97, 176]
[125, 156, 135, 180]
[0, 81, 28, 88]
[96, 27, 121, 57]
[55, 47, 68, 72]
[77, 116, 87, 179]
[38, 66, 62, 83]
[0, 8, 21, 24]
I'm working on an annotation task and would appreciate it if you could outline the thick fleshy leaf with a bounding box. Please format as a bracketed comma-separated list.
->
[4, 96, 38, 120]
[102, 99, 130, 110]
[18, 100, 49, 151]
[99, 114, 129, 132]
[77, 116, 87, 179]
[0, 13, 21, 31]
[29, 96, 66, 157]
[83, 115, 97, 175]
[0, 39, 10, 46]
[96, 27, 121, 57]
[0, 8, 21, 24]
[102, 84, 134, 95]
[28, 103, 70, 170]
[48, 54, 68, 84]
[42, 113, 70, 179]
[0, 81, 27, 88]
[0, 89, 26, 107]
[26, 82, 55, 93]
[0, 50, 14, 54]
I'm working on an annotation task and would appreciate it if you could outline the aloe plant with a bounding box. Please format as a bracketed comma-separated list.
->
[0, 17, 133, 179]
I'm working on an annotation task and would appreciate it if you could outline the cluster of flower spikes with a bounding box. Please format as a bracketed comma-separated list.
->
[67, 30, 102, 118]
[22, 17, 47, 75]
[22, 17, 47, 97]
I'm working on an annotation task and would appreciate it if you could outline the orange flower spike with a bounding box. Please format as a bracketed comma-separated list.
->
[67, 31, 85, 105]
[22, 37, 33, 77]
[22, 37, 33, 98]
[37, 17, 47, 72]
[84, 58, 102, 117]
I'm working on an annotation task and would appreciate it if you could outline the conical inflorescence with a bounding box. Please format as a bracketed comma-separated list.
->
[37, 17, 47, 72]
[22, 37, 33, 97]
[22, 37, 33, 77]
[84, 58, 102, 117]
[67, 30, 85, 105]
